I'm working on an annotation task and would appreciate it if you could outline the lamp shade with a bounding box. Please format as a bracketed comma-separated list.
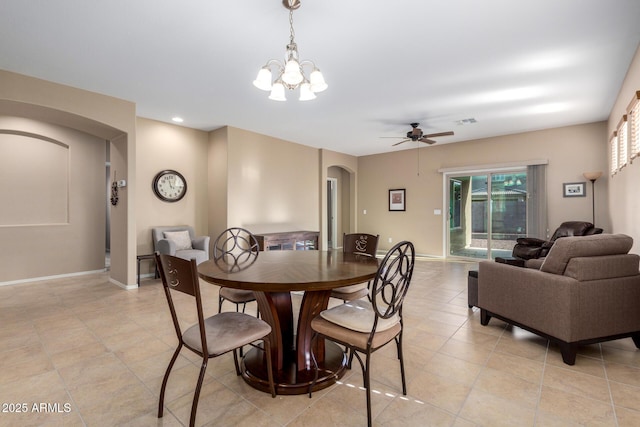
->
[583, 171, 603, 181]
[298, 82, 316, 101]
[282, 59, 304, 85]
[268, 82, 287, 101]
[253, 67, 273, 91]
[309, 69, 327, 92]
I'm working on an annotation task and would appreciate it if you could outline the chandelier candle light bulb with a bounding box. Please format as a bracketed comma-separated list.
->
[253, 0, 327, 101]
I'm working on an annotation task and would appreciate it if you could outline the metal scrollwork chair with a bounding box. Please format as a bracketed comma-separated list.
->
[308, 241, 415, 427]
[155, 253, 275, 427]
[330, 233, 379, 302]
[213, 227, 260, 314]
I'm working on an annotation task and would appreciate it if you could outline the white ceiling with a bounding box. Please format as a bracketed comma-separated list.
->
[1, 0, 639, 156]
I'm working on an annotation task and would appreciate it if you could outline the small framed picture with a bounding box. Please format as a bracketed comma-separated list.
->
[389, 189, 406, 211]
[563, 182, 586, 197]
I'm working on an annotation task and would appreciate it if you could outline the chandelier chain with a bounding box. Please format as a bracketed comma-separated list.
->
[289, 9, 295, 44]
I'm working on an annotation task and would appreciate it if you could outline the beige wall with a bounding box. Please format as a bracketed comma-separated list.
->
[0, 70, 136, 286]
[135, 118, 209, 264]
[358, 122, 608, 255]
[208, 127, 229, 244]
[220, 126, 321, 237]
[0, 117, 106, 282]
[607, 44, 640, 253]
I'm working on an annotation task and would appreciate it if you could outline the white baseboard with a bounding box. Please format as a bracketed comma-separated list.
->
[0, 268, 108, 287]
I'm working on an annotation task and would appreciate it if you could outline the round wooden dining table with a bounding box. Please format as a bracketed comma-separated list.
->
[198, 250, 379, 395]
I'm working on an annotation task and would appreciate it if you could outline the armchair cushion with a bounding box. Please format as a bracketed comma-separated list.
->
[163, 230, 193, 250]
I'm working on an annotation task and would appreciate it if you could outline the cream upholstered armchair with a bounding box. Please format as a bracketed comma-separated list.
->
[152, 226, 210, 265]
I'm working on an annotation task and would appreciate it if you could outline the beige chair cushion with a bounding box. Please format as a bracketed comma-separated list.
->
[219, 287, 256, 303]
[164, 230, 193, 250]
[311, 315, 401, 351]
[319, 299, 399, 333]
[182, 312, 271, 356]
[541, 234, 633, 275]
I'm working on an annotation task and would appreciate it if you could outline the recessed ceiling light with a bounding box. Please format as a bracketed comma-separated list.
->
[171, 117, 184, 123]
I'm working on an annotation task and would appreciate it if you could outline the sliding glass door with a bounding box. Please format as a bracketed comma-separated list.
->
[448, 170, 528, 260]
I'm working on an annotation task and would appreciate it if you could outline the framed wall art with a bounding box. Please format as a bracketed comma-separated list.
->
[389, 189, 406, 211]
[563, 182, 586, 197]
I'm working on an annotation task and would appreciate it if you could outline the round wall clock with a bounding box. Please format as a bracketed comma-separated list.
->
[152, 170, 187, 202]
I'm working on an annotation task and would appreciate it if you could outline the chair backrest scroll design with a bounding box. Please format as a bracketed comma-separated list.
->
[370, 241, 415, 321]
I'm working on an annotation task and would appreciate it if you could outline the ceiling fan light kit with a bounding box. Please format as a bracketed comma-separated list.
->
[253, 0, 327, 101]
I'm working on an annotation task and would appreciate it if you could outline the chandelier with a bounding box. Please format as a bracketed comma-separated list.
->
[253, 0, 327, 101]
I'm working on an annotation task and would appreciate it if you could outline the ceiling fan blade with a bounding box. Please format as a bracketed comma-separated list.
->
[379, 136, 406, 138]
[392, 139, 410, 146]
[419, 138, 437, 145]
[423, 131, 454, 138]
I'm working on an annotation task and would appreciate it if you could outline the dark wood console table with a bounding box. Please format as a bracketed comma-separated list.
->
[254, 230, 319, 251]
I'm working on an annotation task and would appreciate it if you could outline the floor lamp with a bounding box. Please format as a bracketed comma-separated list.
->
[583, 171, 603, 225]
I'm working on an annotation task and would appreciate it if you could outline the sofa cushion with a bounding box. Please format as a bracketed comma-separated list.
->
[163, 230, 193, 250]
[565, 254, 640, 281]
[541, 234, 633, 275]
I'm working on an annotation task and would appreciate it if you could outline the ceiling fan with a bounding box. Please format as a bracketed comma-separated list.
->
[388, 123, 454, 146]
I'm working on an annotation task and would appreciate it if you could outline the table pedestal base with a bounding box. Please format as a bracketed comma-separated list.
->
[241, 340, 347, 395]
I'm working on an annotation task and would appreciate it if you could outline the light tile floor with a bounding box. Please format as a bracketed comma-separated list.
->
[2, 259, 640, 426]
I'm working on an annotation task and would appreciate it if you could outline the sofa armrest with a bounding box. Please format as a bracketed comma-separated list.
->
[478, 261, 575, 340]
[156, 239, 177, 255]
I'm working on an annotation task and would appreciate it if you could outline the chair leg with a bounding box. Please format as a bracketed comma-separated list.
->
[396, 335, 407, 395]
[363, 351, 373, 427]
[158, 344, 182, 418]
[263, 338, 276, 398]
[347, 348, 355, 369]
[218, 295, 224, 313]
[189, 358, 208, 427]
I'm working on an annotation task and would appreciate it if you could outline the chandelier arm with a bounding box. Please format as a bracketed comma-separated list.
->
[259, 59, 285, 74]
[298, 60, 317, 70]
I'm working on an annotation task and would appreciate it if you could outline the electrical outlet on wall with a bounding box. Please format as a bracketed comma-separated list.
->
[388, 237, 392, 243]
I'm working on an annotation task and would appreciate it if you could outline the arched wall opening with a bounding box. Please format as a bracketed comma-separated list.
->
[0, 70, 137, 287]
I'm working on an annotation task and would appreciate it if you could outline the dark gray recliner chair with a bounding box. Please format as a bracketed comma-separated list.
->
[512, 221, 603, 260]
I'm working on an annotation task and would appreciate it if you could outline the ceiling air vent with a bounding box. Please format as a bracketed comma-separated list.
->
[456, 118, 477, 125]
